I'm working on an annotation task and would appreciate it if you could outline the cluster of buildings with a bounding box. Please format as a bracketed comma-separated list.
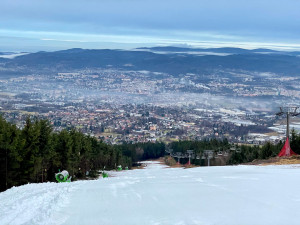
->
[1, 68, 300, 145]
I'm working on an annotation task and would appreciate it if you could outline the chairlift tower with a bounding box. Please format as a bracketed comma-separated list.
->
[186, 150, 194, 165]
[203, 150, 214, 166]
[276, 106, 300, 157]
[276, 107, 300, 140]
[171, 152, 184, 164]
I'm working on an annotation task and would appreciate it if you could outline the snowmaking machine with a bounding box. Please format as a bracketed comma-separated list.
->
[117, 165, 122, 171]
[102, 171, 109, 178]
[102, 166, 109, 178]
[55, 170, 72, 183]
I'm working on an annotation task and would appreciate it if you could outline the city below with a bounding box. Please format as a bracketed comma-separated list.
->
[1, 47, 300, 145]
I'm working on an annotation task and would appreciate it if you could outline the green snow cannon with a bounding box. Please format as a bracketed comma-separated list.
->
[117, 165, 122, 171]
[55, 170, 71, 183]
[102, 172, 109, 178]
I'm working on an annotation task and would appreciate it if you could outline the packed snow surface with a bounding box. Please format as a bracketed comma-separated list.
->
[1, 162, 300, 225]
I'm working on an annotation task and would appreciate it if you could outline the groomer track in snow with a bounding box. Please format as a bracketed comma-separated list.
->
[1, 161, 300, 225]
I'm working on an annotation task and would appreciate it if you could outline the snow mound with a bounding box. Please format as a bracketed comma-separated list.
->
[0, 181, 83, 225]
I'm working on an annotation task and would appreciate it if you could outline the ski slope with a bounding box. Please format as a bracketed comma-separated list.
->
[1, 162, 300, 225]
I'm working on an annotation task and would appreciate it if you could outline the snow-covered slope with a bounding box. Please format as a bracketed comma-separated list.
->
[1, 162, 300, 225]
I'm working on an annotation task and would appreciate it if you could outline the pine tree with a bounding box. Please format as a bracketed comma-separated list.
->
[20, 117, 41, 184]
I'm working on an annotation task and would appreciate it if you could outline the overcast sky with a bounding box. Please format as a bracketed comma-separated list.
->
[1, 0, 300, 51]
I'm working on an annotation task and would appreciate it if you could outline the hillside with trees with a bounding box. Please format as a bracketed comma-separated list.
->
[0, 116, 134, 192]
[0, 116, 166, 192]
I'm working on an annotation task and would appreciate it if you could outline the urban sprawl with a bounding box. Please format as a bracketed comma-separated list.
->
[1, 68, 300, 145]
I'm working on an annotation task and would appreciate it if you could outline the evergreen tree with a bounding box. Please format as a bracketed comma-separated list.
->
[20, 117, 41, 184]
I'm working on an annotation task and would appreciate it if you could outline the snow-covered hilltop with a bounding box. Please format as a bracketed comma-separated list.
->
[1, 162, 300, 225]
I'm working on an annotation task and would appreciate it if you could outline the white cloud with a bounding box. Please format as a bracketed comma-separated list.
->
[2, 28, 300, 51]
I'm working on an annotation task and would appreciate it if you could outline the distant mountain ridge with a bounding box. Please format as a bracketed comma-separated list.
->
[138, 46, 280, 54]
[1, 47, 300, 76]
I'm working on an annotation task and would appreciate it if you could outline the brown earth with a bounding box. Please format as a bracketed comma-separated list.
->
[154, 157, 199, 169]
[153, 157, 183, 168]
[243, 155, 300, 166]
[137, 155, 300, 169]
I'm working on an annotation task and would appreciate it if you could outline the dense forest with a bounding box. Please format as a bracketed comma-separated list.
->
[170, 139, 231, 154]
[0, 116, 165, 192]
[168, 139, 230, 165]
[116, 142, 165, 165]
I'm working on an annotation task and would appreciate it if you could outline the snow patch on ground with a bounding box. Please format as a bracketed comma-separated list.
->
[1, 162, 300, 225]
[0, 181, 83, 225]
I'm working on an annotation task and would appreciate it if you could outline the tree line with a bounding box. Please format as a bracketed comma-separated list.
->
[168, 139, 231, 165]
[116, 142, 165, 165]
[0, 116, 165, 192]
[168, 134, 300, 166]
